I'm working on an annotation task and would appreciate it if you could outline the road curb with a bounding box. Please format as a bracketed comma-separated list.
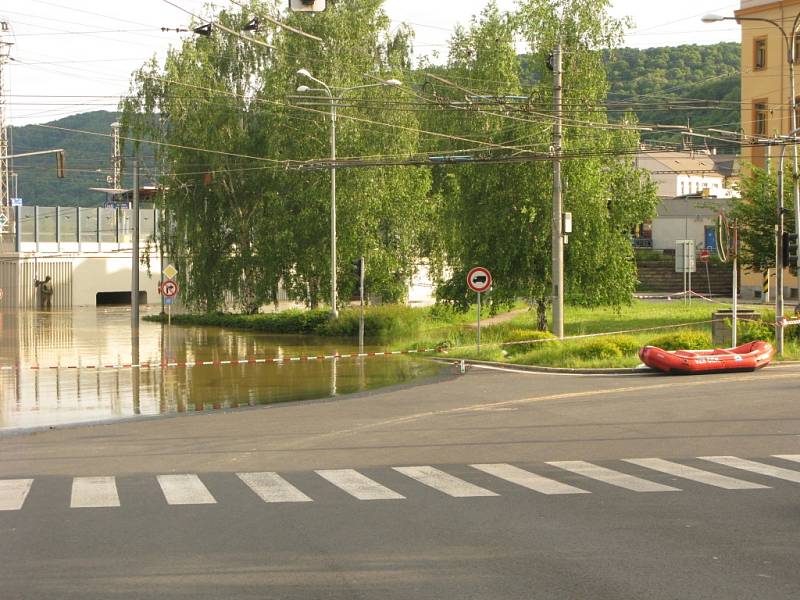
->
[431, 357, 651, 375]
[432, 357, 800, 375]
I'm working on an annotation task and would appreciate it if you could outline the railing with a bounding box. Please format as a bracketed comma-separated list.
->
[0, 205, 160, 253]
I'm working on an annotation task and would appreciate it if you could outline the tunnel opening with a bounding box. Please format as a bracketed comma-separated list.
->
[96, 291, 148, 306]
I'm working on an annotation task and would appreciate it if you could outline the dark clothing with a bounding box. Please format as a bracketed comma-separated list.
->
[36, 278, 53, 309]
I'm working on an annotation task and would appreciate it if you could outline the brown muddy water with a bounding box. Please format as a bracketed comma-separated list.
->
[0, 307, 442, 432]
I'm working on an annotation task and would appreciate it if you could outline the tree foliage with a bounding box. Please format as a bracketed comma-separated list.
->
[730, 164, 793, 274]
[116, 0, 658, 323]
[422, 0, 658, 326]
[121, 0, 429, 312]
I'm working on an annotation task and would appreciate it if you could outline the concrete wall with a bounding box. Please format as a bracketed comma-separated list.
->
[651, 218, 714, 252]
[0, 252, 162, 308]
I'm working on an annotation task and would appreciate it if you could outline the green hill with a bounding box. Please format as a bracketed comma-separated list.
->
[9, 43, 742, 206]
[9, 111, 141, 207]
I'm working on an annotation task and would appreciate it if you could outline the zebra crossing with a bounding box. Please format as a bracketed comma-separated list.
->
[2, 455, 800, 511]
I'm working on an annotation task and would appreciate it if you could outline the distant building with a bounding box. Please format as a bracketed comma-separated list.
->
[634, 150, 738, 252]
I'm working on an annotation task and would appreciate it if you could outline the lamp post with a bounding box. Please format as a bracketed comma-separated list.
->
[296, 69, 401, 317]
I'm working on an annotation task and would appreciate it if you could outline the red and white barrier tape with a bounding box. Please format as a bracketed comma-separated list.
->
[0, 348, 439, 373]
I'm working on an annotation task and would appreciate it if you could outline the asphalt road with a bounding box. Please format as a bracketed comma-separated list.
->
[2, 362, 800, 599]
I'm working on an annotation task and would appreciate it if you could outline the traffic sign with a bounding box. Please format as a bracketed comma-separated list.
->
[467, 267, 492, 293]
[161, 279, 179, 298]
[699, 248, 710, 264]
[164, 297, 173, 305]
[163, 263, 178, 279]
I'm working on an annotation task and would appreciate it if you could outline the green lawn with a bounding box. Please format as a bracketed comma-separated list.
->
[407, 300, 797, 368]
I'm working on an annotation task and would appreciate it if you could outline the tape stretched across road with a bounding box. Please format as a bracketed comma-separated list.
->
[0, 349, 439, 373]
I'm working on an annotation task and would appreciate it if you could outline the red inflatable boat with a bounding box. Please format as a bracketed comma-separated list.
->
[639, 340, 775, 374]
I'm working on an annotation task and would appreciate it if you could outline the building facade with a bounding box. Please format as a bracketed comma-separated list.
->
[737, 0, 800, 167]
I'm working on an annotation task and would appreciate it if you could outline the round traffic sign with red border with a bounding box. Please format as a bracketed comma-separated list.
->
[161, 279, 179, 298]
[699, 248, 710, 264]
[467, 267, 492, 293]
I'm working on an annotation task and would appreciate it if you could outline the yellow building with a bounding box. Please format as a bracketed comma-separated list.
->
[737, 0, 800, 167]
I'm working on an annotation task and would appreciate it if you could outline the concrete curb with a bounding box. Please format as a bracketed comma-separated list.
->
[431, 357, 800, 376]
[431, 357, 651, 375]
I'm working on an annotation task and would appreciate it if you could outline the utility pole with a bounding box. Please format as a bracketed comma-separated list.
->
[0, 20, 12, 212]
[551, 43, 564, 338]
[132, 158, 140, 333]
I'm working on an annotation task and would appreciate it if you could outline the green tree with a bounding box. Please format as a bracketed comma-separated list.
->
[730, 164, 792, 274]
[121, 0, 432, 312]
[427, 0, 658, 328]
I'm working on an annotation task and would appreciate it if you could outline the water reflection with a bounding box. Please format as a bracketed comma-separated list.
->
[0, 307, 440, 431]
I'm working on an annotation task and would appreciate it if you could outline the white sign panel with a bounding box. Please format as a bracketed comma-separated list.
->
[675, 240, 696, 274]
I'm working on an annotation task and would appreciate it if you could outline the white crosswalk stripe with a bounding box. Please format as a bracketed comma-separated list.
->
[472, 463, 590, 495]
[773, 454, 800, 463]
[701, 456, 800, 484]
[316, 469, 404, 500]
[624, 458, 769, 490]
[71, 476, 120, 508]
[393, 466, 498, 497]
[0, 479, 33, 511]
[547, 461, 681, 492]
[157, 474, 217, 505]
[237, 472, 313, 503]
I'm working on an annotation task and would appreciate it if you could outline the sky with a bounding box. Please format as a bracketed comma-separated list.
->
[1, 0, 742, 127]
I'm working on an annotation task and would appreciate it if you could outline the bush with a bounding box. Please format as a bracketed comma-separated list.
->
[503, 329, 557, 356]
[573, 339, 624, 360]
[318, 305, 423, 340]
[645, 330, 711, 350]
[736, 319, 774, 344]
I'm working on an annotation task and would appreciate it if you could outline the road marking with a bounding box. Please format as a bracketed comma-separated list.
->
[773, 454, 800, 464]
[547, 461, 681, 492]
[472, 463, 590, 495]
[624, 458, 769, 490]
[701, 456, 800, 484]
[157, 474, 217, 505]
[393, 466, 498, 497]
[0, 479, 33, 511]
[70, 476, 120, 508]
[237, 472, 313, 503]
[316, 469, 405, 500]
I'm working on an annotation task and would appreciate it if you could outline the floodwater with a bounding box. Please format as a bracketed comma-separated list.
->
[0, 307, 442, 432]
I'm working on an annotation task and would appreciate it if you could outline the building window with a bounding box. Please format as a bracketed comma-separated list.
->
[754, 37, 767, 70]
[754, 101, 769, 137]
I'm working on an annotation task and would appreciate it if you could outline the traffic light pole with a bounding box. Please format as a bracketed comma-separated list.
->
[776, 132, 800, 355]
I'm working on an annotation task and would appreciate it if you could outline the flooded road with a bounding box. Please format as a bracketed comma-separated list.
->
[0, 307, 442, 432]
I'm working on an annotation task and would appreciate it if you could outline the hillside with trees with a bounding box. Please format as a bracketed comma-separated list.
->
[603, 42, 740, 136]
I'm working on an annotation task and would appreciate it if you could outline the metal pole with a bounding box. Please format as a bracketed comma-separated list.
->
[358, 256, 364, 353]
[790, 39, 799, 282]
[132, 159, 140, 333]
[777, 158, 785, 355]
[551, 43, 564, 338]
[477, 291, 481, 353]
[330, 98, 338, 318]
[732, 222, 738, 347]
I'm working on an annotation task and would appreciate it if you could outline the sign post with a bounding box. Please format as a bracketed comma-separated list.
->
[160, 278, 179, 326]
[675, 240, 696, 304]
[467, 267, 492, 353]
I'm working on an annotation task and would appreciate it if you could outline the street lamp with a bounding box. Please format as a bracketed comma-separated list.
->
[295, 69, 401, 317]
